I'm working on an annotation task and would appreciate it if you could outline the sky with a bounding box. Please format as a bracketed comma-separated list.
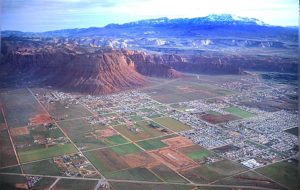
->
[0, 0, 298, 32]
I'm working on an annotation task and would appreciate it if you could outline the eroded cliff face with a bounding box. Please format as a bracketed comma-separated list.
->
[126, 51, 183, 78]
[0, 40, 182, 94]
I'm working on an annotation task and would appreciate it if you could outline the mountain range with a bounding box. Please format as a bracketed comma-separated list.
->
[1, 14, 298, 94]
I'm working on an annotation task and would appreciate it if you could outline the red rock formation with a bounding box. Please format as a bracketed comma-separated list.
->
[1, 40, 182, 94]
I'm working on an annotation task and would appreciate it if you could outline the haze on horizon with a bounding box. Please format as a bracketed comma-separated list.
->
[0, 0, 298, 32]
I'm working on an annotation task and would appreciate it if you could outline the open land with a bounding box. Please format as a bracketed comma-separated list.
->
[0, 73, 298, 190]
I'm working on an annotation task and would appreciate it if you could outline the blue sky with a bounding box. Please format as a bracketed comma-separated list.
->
[0, 0, 298, 32]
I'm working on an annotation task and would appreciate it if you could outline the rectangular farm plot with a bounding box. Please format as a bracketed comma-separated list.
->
[84, 145, 162, 182]
[153, 117, 192, 132]
[107, 167, 163, 182]
[214, 171, 286, 190]
[113, 121, 172, 141]
[58, 118, 128, 150]
[181, 159, 247, 184]
[136, 134, 177, 151]
[0, 89, 50, 128]
[200, 113, 240, 124]
[52, 178, 98, 190]
[110, 181, 194, 190]
[18, 143, 77, 163]
[149, 148, 198, 172]
[10, 123, 77, 163]
[22, 153, 100, 178]
[41, 100, 92, 121]
[223, 107, 255, 118]
[178, 145, 214, 162]
[150, 164, 188, 183]
[0, 130, 18, 167]
[255, 160, 299, 190]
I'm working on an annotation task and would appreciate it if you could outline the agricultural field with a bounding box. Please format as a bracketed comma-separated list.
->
[142, 78, 233, 104]
[0, 89, 49, 128]
[30, 177, 57, 190]
[58, 118, 128, 150]
[136, 134, 177, 150]
[0, 174, 28, 189]
[0, 129, 18, 167]
[178, 145, 215, 162]
[18, 143, 77, 163]
[0, 165, 21, 174]
[223, 107, 255, 118]
[153, 117, 192, 132]
[10, 123, 77, 163]
[22, 159, 61, 176]
[52, 178, 99, 190]
[200, 113, 239, 124]
[214, 171, 286, 190]
[181, 160, 247, 183]
[255, 160, 299, 190]
[23, 153, 100, 178]
[84, 144, 164, 181]
[41, 100, 92, 120]
[113, 120, 171, 141]
[110, 181, 195, 190]
[0, 70, 297, 190]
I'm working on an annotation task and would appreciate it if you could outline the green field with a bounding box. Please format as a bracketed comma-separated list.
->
[53, 178, 97, 190]
[179, 145, 213, 161]
[22, 159, 61, 176]
[0, 174, 27, 188]
[182, 160, 247, 183]
[256, 160, 299, 190]
[0, 130, 18, 167]
[207, 111, 222, 116]
[137, 138, 167, 150]
[214, 171, 285, 190]
[0, 89, 46, 128]
[107, 167, 162, 182]
[59, 119, 128, 150]
[153, 117, 191, 132]
[150, 164, 187, 183]
[136, 134, 176, 150]
[31, 177, 57, 190]
[110, 181, 194, 190]
[18, 143, 77, 163]
[113, 121, 171, 141]
[0, 165, 21, 174]
[111, 143, 142, 155]
[223, 107, 255, 118]
[44, 100, 92, 120]
[129, 115, 144, 122]
[141, 78, 233, 104]
[105, 135, 128, 144]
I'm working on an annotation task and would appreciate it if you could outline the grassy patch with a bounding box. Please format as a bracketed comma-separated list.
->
[153, 117, 191, 132]
[106, 135, 128, 145]
[111, 143, 142, 155]
[223, 107, 254, 118]
[22, 159, 61, 176]
[137, 138, 167, 150]
[107, 167, 162, 182]
[187, 150, 211, 160]
[256, 160, 299, 190]
[18, 143, 77, 163]
[207, 111, 221, 116]
[151, 164, 187, 183]
[0, 166, 21, 174]
[182, 160, 247, 183]
[53, 178, 97, 190]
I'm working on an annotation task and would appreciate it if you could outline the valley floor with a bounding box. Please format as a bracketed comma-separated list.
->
[0, 72, 298, 190]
